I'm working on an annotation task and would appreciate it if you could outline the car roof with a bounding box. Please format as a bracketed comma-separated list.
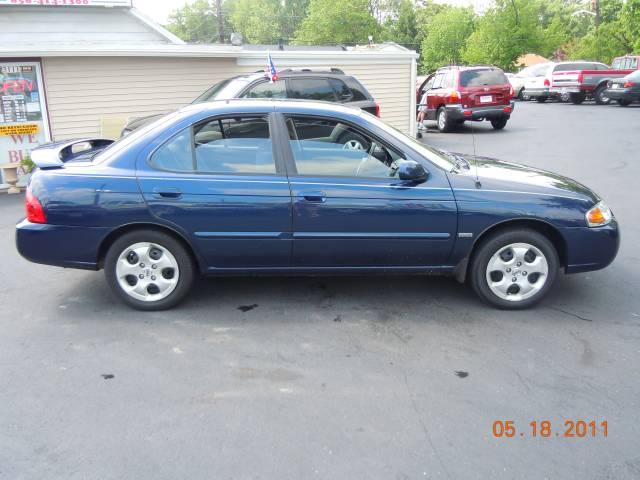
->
[228, 69, 350, 83]
[178, 98, 364, 117]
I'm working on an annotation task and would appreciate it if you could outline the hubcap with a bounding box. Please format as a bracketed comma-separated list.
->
[485, 242, 549, 302]
[343, 139, 364, 150]
[599, 91, 609, 103]
[438, 111, 446, 129]
[115, 242, 179, 302]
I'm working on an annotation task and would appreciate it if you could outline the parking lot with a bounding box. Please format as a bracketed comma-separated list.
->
[1, 100, 639, 479]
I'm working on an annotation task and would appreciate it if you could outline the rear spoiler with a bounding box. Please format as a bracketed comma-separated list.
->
[31, 138, 115, 169]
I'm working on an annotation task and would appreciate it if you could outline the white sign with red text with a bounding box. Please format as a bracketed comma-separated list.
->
[0, 0, 132, 7]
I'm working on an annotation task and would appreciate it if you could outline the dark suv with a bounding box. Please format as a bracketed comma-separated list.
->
[418, 65, 514, 132]
[122, 69, 378, 136]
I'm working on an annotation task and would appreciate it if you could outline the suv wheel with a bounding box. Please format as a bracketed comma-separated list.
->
[594, 85, 611, 105]
[470, 228, 558, 309]
[105, 230, 195, 310]
[340, 132, 370, 151]
[570, 93, 586, 105]
[490, 118, 508, 130]
[437, 108, 453, 132]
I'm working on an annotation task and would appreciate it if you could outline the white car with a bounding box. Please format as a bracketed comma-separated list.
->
[511, 63, 555, 100]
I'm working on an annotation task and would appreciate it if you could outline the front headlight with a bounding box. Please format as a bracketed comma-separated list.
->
[586, 201, 613, 227]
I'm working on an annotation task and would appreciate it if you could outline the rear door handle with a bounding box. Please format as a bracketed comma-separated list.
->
[298, 191, 326, 203]
[153, 187, 182, 198]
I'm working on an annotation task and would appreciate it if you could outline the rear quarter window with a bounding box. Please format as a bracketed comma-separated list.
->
[459, 69, 508, 87]
[289, 78, 337, 101]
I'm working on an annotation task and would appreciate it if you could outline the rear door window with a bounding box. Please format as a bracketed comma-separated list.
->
[150, 116, 276, 175]
[459, 69, 508, 87]
[289, 78, 337, 101]
[243, 80, 287, 99]
[329, 78, 353, 102]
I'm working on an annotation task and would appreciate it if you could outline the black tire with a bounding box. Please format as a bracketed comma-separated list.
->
[339, 131, 370, 151]
[594, 85, 611, 105]
[490, 118, 508, 130]
[535, 96, 547, 103]
[436, 107, 453, 133]
[104, 230, 195, 311]
[570, 93, 586, 105]
[617, 99, 632, 107]
[469, 228, 559, 310]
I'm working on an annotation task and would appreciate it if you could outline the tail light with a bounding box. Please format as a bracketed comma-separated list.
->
[624, 80, 635, 88]
[448, 90, 461, 103]
[374, 104, 380, 117]
[509, 85, 514, 97]
[577, 72, 584, 84]
[25, 186, 46, 224]
[543, 78, 550, 87]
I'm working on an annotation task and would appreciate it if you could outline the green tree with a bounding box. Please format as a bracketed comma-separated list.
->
[293, 0, 380, 45]
[225, 0, 309, 44]
[167, 0, 228, 43]
[382, 0, 418, 48]
[462, 0, 544, 71]
[419, 6, 474, 73]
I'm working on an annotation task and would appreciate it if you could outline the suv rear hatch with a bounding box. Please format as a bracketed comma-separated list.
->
[459, 68, 511, 107]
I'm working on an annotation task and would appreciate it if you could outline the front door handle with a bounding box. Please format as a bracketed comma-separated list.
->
[153, 187, 182, 198]
[298, 191, 326, 203]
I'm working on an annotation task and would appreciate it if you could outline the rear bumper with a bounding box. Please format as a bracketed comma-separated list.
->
[15, 219, 109, 270]
[605, 88, 635, 101]
[445, 101, 514, 121]
[549, 87, 582, 95]
[561, 220, 620, 274]
[526, 87, 549, 97]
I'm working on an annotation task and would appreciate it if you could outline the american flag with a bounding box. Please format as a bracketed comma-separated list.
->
[267, 52, 278, 83]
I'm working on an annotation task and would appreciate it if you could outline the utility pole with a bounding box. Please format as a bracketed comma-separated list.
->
[216, 0, 224, 44]
[593, 0, 600, 61]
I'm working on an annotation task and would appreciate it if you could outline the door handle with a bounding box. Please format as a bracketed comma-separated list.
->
[153, 187, 182, 198]
[299, 191, 326, 203]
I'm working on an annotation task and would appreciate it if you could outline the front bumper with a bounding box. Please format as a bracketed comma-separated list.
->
[445, 101, 515, 121]
[16, 219, 110, 270]
[561, 220, 620, 274]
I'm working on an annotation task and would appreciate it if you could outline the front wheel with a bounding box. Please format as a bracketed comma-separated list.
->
[104, 230, 195, 310]
[470, 229, 559, 309]
[490, 118, 508, 130]
[594, 85, 611, 105]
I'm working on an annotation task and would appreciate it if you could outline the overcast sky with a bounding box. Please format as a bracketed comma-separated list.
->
[131, 0, 490, 25]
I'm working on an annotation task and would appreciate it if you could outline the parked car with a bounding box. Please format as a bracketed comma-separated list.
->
[509, 63, 554, 100]
[525, 61, 608, 103]
[549, 56, 639, 104]
[605, 70, 640, 106]
[121, 68, 379, 135]
[17, 100, 619, 311]
[419, 66, 515, 132]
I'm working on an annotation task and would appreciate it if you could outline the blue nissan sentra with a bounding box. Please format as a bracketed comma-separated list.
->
[16, 100, 619, 310]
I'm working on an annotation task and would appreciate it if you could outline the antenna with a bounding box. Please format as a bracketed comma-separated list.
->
[470, 119, 482, 189]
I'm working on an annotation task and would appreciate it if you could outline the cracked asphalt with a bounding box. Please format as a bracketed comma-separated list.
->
[1, 101, 639, 479]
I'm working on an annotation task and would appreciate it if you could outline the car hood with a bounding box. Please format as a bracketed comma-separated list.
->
[123, 112, 168, 132]
[446, 154, 599, 204]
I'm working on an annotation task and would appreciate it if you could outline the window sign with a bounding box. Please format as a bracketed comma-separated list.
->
[0, 62, 51, 186]
[0, 1, 132, 7]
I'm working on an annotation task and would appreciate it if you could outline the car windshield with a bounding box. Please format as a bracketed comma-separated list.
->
[360, 111, 455, 171]
[460, 69, 508, 87]
[191, 77, 252, 104]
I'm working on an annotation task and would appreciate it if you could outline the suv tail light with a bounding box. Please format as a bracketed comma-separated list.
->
[374, 104, 380, 117]
[577, 72, 584, 84]
[448, 90, 461, 103]
[25, 186, 46, 224]
[509, 85, 514, 97]
[543, 78, 550, 87]
[624, 80, 635, 88]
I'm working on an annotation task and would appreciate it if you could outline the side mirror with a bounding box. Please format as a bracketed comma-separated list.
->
[397, 160, 428, 183]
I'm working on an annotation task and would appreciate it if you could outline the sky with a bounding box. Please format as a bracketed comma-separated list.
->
[131, 0, 490, 26]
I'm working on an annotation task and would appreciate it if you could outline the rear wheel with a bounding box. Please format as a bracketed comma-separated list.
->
[570, 93, 586, 105]
[437, 107, 453, 133]
[490, 118, 508, 130]
[535, 96, 547, 103]
[340, 131, 370, 151]
[617, 98, 632, 106]
[470, 229, 559, 309]
[105, 230, 195, 311]
[594, 85, 611, 105]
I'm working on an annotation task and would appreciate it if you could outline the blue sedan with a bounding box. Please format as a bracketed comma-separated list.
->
[17, 100, 619, 310]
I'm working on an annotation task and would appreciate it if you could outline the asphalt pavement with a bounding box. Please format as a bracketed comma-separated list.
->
[1, 100, 639, 479]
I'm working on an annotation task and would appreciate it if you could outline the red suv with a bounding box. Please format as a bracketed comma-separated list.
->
[418, 66, 514, 132]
